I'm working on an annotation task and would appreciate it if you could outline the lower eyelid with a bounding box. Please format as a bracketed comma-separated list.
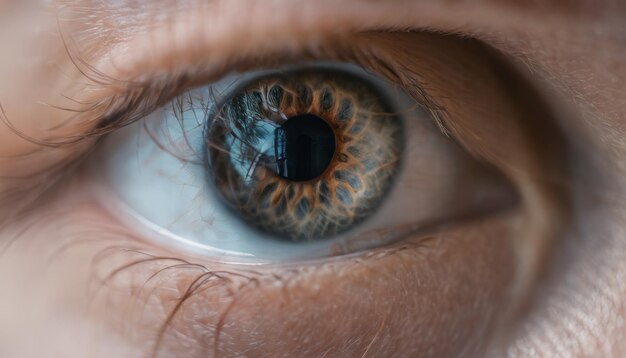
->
[118, 219, 516, 357]
[36, 190, 516, 357]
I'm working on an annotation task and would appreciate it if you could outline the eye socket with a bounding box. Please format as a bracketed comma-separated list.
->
[93, 62, 517, 262]
[208, 69, 404, 241]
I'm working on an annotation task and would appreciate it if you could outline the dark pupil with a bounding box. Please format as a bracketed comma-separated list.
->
[274, 114, 336, 181]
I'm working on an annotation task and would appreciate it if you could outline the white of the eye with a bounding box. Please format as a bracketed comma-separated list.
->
[95, 63, 514, 263]
[96, 111, 347, 262]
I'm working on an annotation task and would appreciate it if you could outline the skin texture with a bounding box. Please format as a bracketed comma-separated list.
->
[0, 0, 625, 357]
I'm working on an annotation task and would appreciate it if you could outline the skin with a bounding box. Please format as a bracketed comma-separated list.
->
[0, 0, 625, 357]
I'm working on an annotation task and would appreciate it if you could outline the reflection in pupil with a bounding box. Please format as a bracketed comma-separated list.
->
[274, 114, 336, 181]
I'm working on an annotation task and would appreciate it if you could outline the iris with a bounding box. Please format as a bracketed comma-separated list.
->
[207, 69, 404, 241]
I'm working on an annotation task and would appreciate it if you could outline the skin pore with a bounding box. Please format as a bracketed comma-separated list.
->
[0, 0, 625, 357]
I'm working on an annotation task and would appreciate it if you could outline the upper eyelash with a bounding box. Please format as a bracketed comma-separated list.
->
[29, 36, 451, 148]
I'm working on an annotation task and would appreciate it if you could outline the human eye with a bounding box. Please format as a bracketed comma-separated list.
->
[5, 2, 612, 357]
[94, 62, 516, 262]
[49, 31, 561, 357]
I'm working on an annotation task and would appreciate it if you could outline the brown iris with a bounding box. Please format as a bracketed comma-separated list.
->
[206, 69, 404, 241]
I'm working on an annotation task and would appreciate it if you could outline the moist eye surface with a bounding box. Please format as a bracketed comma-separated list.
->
[207, 69, 405, 241]
[98, 60, 516, 261]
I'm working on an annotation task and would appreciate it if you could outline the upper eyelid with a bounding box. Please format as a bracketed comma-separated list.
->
[45, 0, 591, 147]
[56, 35, 449, 145]
[53, 2, 475, 144]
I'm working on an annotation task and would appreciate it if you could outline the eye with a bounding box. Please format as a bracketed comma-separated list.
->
[94, 63, 517, 262]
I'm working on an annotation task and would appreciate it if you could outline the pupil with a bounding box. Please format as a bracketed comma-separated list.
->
[274, 114, 336, 181]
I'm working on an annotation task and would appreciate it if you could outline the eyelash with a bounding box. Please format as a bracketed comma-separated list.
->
[86, 222, 425, 357]
[71, 41, 450, 146]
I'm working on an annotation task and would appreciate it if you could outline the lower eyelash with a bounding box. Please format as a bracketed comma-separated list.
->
[80, 219, 425, 357]
[35, 210, 258, 357]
